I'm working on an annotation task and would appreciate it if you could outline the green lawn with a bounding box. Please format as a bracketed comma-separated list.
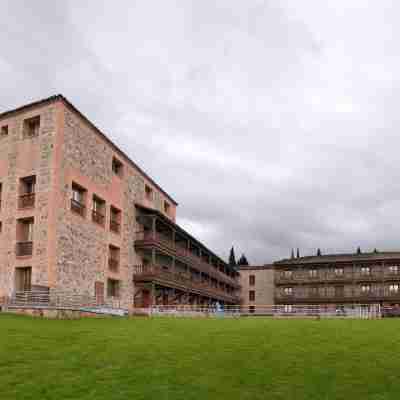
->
[1, 314, 400, 400]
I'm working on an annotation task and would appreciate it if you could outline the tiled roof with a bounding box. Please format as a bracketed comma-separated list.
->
[274, 251, 400, 265]
[0, 94, 178, 206]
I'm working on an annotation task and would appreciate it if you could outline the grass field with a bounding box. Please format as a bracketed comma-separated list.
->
[1, 314, 400, 400]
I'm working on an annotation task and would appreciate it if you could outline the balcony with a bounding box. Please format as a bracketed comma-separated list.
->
[92, 210, 105, 226]
[71, 199, 86, 217]
[110, 219, 120, 234]
[109, 258, 119, 272]
[18, 193, 35, 209]
[16, 241, 33, 257]
[133, 264, 240, 303]
[135, 231, 240, 289]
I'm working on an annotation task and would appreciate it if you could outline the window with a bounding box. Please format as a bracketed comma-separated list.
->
[283, 270, 292, 279]
[284, 305, 293, 313]
[110, 206, 121, 233]
[15, 267, 32, 292]
[0, 125, 8, 138]
[309, 286, 318, 297]
[92, 195, 105, 226]
[389, 265, 399, 274]
[107, 278, 120, 298]
[249, 275, 255, 286]
[112, 157, 123, 177]
[334, 286, 344, 297]
[23, 116, 40, 138]
[249, 290, 255, 301]
[361, 267, 371, 276]
[19, 175, 36, 209]
[361, 284, 371, 293]
[164, 201, 171, 215]
[334, 268, 344, 276]
[108, 245, 120, 271]
[309, 269, 318, 278]
[71, 182, 86, 216]
[16, 217, 34, 256]
[389, 284, 399, 293]
[145, 185, 153, 201]
[0, 221, 2, 233]
[284, 287, 293, 296]
[249, 305, 255, 314]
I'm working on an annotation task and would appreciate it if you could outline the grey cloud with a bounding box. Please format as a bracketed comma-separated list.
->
[2, 0, 400, 264]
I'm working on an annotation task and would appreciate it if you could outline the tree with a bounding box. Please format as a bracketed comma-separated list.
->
[296, 248, 300, 258]
[357, 247, 362, 255]
[229, 246, 237, 267]
[238, 254, 249, 266]
[291, 249, 295, 259]
[317, 248, 322, 257]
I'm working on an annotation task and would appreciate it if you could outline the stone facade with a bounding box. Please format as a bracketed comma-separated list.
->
[0, 96, 178, 310]
[239, 266, 275, 307]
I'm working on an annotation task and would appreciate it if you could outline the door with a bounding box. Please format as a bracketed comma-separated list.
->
[95, 281, 104, 305]
[142, 290, 151, 308]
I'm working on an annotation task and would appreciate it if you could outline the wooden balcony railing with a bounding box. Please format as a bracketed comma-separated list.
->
[133, 265, 239, 303]
[19, 193, 35, 209]
[71, 199, 86, 217]
[136, 231, 240, 289]
[92, 210, 105, 226]
[16, 241, 33, 257]
[110, 220, 120, 234]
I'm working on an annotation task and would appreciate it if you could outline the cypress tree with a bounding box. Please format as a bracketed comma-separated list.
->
[229, 246, 237, 267]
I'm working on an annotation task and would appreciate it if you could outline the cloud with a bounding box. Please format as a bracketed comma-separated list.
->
[2, 0, 400, 264]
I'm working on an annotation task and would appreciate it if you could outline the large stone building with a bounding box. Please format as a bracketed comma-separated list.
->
[0, 95, 240, 309]
[274, 251, 400, 307]
[239, 265, 274, 310]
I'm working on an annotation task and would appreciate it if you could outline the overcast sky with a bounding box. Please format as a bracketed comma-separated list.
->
[2, 1, 400, 264]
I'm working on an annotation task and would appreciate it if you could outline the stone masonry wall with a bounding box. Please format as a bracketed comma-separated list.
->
[54, 106, 174, 309]
[0, 105, 57, 297]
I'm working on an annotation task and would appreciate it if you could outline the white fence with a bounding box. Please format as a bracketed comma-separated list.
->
[147, 304, 382, 319]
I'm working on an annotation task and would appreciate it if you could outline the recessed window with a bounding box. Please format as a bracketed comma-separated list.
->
[19, 175, 36, 209]
[0, 221, 2, 233]
[334, 286, 344, 297]
[283, 270, 292, 279]
[16, 217, 34, 256]
[71, 182, 87, 217]
[284, 287, 293, 296]
[284, 305, 293, 313]
[249, 305, 255, 314]
[309, 269, 318, 278]
[92, 195, 106, 226]
[309, 286, 318, 296]
[164, 201, 170, 215]
[108, 245, 120, 272]
[334, 268, 344, 276]
[389, 284, 399, 293]
[249, 290, 255, 301]
[0, 125, 8, 138]
[389, 265, 399, 274]
[15, 267, 32, 292]
[107, 278, 120, 298]
[112, 157, 123, 177]
[361, 266, 371, 276]
[249, 275, 255, 286]
[23, 116, 40, 138]
[110, 206, 121, 234]
[145, 185, 153, 201]
[361, 284, 371, 293]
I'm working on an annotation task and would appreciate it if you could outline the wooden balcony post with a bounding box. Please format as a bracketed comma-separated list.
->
[172, 229, 176, 249]
[152, 217, 156, 240]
